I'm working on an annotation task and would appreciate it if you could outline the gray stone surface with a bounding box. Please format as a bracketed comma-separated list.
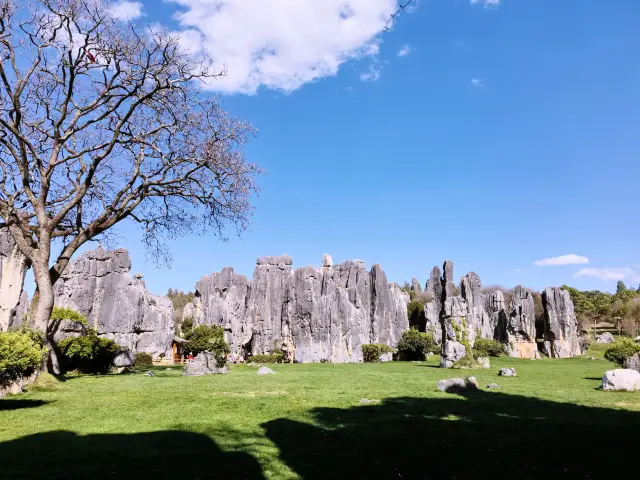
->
[623, 353, 640, 373]
[0, 229, 30, 331]
[505, 286, 540, 359]
[499, 368, 517, 377]
[541, 287, 581, 358]
[322, 253, 333, 267]
[440, 296, 469, 368]
[460, 272, 492, 342]
[486, 383, 501, 389]
[596, 332, 615, 344]
[182, 352, 228, 376]
[256, 255, 293, 266]
[192, 255, 409, 363]
[113, 350, 135, 367]
[484, 290, 508, 342]
[437, 376, 479, 393]
[424, 266, 443, 345]
[602, 369, 640, 391]
[53, 247, 174, 358]
[410, 278, 422, 293]
[257, 366, 275, 375]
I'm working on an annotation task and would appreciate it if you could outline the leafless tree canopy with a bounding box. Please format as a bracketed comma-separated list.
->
[0, 0, 261, 282]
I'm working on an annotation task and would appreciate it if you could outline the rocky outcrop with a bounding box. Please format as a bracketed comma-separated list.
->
[182, 352, 228, 376]
[410, 278, 422, 293]
[484, 290, 507, 342]
[440, 296, 469, 368]
[505, 286, 539, 359]
[192, 255, 409, 363]
[424, 266, 443, 344]
[624, 353, 640, 373]
[541, 287, 581, 358]
[460, 272, 491, 342]
[0, 229, 30, 330]
[53, 247, 174, 358]
[596, 332, 615, 344]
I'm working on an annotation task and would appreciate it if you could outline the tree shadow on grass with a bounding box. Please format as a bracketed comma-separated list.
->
[263, 391, 640, 479]
[0, 399, 50, 411]
[0, 430, 264, 480]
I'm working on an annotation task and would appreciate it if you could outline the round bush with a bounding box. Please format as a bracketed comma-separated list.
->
[57, 330, 120, 373]
[604, 339, 640, 367]
[362, 344, 394, 363]
[0, 328, 47, 385]
[134, 352, 153, 368]
[397, 330, 436, 361]
[472, 339, 505, 358]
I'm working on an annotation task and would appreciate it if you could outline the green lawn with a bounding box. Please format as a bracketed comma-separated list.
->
[1, 353, 639, 479]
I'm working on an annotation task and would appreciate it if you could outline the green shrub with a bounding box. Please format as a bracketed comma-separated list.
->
[181, 317, 194, 336]
[183, 325, 230, 365]
[452, 355, 478, 369]
[134, 352, 153, 368]
[604, 339, 640, 366]
[397, 329, 436, 361]
[0, 328, 47, 385]
[57, 330, 120, 373]
[362, 344, 395, 363]
[250, 352, 285, 364]
[472, 339, 505, 358]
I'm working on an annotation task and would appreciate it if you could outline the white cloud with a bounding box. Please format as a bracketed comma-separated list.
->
[167, 0, 407, 94]
[471, 78, 484, 87]
[573, 268, 634, 282]
[360, 63, 382, 82]
[470, 0, 501, 7]
[534, 254, 590, 267]
[111, 1, 144, 21]
[397, 44, 411, 57]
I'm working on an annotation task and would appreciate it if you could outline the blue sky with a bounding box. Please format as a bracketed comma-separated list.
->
[32, 0, 640, 296]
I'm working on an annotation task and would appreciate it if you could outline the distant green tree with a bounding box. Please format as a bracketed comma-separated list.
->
[183, 325, 230, 361]
[617, 281, 628, 295]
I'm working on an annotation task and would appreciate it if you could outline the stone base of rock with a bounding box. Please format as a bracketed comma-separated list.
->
[0, 372, 38, 397]
[440, 341, 467, 368]
[541, 339, 581, 359]
[623, 353, 640, 373]
[182, 352, 229, 376]
[437, 377, 479, 393]
[507, 342, 540, 359]
[602, 369, 640, 391]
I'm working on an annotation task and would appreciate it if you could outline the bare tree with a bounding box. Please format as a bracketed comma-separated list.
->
[0, 0, 261, 369]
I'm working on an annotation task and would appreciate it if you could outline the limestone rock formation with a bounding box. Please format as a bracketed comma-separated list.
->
[484, 290, 507, 342]
[505, 286, 539, 359]
[440, 296, 469, 368]
[460, 272, 492, 342]
[53, 247, 174, 358]
[192, 255, 409, 363]
[410, 278, 422, 293]
[596, 332, 615, 344]
[424, 266, 443, 344]
[0, 229, 30, 330]
[322, 253, 333, 267]
[623, 353, 640, 373]
[541, 287, 581, 358]
[182, 352, 228, 376]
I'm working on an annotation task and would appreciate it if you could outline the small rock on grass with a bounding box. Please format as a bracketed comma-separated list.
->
[487, 383, 501, 389]
[257, 366, 275, 375]
[144, 371, 154, 377]
[360, 398, 381, 405]
[498, 368, 517, 377]
[437, 377, 479, 393]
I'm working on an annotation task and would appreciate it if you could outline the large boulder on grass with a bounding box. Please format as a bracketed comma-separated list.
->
[499, 368, 517, 377]
[182, 352, 228, 376]
[596, 332, 615, 344]
[602, 369, 640, 391]
[437, 377, 479, 393]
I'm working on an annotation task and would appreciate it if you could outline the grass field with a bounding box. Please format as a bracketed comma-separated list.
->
[2, 351, 640, 479]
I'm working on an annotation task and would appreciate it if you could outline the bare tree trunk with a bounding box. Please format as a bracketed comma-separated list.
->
[33, 263, 59, 374]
